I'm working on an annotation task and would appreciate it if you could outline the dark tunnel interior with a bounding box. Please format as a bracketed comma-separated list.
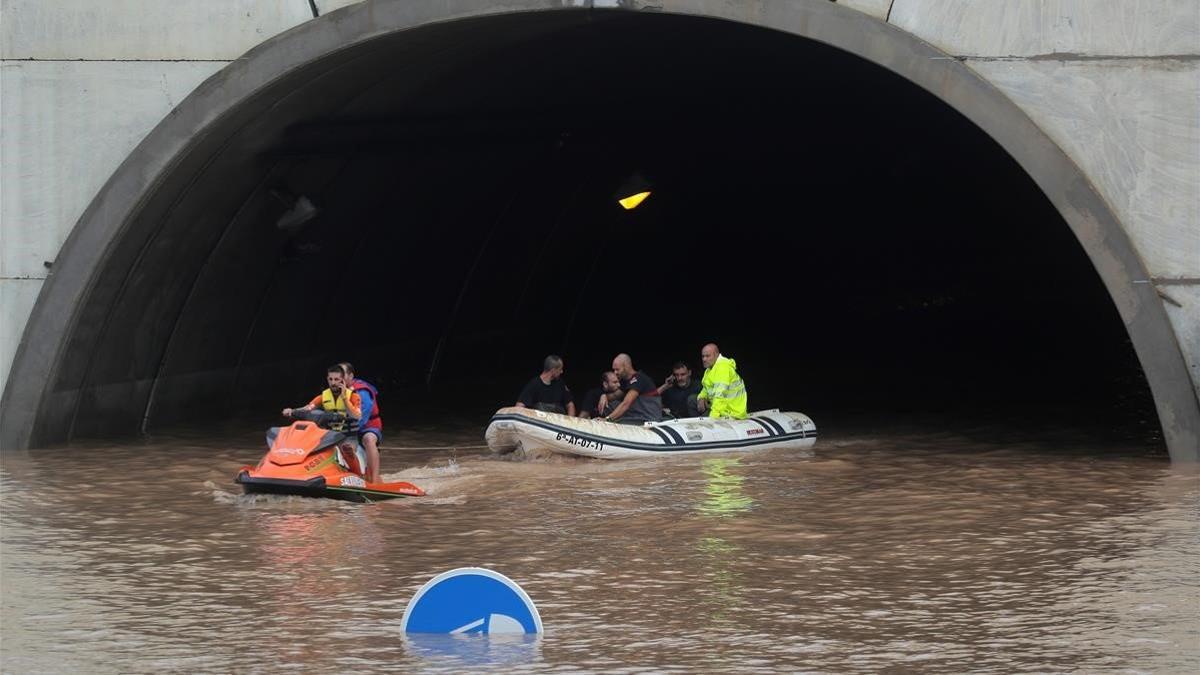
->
[53, 11, 1163, 450]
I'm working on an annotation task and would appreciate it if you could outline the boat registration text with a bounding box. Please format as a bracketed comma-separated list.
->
[555, 432, 604, 451]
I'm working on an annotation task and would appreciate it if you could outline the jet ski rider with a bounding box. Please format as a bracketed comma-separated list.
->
[339, 362, 383, 485]
[282, 364, 363, 430]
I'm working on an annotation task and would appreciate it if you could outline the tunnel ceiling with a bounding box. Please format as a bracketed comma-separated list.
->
[14, 9, 1166, 448]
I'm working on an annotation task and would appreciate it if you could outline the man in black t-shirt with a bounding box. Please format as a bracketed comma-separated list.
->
[516, 355, 576, 416]
[605, 353, 663, 424]
[580, 371, 623, 419]
[658, 361, 703, 419]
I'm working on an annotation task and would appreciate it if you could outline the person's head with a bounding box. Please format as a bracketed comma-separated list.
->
[700, 343, 720, 370]
[670, 361, 692, 387]
[326, 365, 346, 393]
[612, 353, 634, 379]
[601, 371, 620, 393]
[339, 361, 355, 382]
[542, 355, 564, 380]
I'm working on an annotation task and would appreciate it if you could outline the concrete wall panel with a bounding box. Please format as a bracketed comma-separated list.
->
[970, 59, 1200, 279]
[0, 280, 41, 396]
[1162, 286, 1200, 397]
[836, 0, 892, 21]
[0, 61, 225, 279]
[0, 60, 224, 393]
[889, 0, 1199, 57]
[0, 0, 313, 60]
[315, 0, 362, 14]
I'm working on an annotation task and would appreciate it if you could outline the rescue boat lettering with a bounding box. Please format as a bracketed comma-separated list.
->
[554, 432, 604, 451]
[274, 447, 306, 456]
[340, 475, 366, 487]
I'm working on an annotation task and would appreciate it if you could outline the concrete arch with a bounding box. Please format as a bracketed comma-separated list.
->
[1, 0, 1196, 460]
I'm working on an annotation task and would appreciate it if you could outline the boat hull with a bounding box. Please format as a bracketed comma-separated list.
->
[485, 406, 816, 459]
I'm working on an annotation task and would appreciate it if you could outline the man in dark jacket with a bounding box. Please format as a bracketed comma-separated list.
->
[516, 355, 576, 416]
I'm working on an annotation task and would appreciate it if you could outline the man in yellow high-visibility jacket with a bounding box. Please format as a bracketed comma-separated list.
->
[696, 343, 748, 419]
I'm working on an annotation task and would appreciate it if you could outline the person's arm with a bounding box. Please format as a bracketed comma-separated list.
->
[656, 374, 676, 395]
[358, 389, 374, 423]
[562, 386, 576, 417]
[607, 389, 639, 421]
[695, 377, 710, 413]
[344, 392, 362, 420]
[283, 394, 321, 416]
[515, 379, 533, 408]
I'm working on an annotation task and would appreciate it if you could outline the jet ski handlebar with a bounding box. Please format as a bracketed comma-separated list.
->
[287, 408, 353, 430]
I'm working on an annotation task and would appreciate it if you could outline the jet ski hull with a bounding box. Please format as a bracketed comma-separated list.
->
[236, 471, 422, 503]
[236, 414, 424, 502]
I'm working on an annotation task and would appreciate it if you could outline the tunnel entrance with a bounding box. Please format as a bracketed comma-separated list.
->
[3, 2, 1190, 455]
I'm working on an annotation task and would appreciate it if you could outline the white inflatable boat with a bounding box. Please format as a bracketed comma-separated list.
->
[485, 406, 817, 459]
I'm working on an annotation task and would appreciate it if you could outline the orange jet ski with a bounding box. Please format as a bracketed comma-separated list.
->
[236, 410, 424, 503]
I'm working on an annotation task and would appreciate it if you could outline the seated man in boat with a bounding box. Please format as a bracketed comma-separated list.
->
[605, 354, 663, 424]
[580, 371, 623, 419]
[657, 361, 703, 419]
[696, 343, 748, 419]
[339, 362, 383, 484]
[282, 364, 363, 428]
[515, 355, 577, 416]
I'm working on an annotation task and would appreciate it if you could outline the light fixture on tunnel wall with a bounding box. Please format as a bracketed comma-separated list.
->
[270, 188, 319, 232]
[615, 171, 652, 210]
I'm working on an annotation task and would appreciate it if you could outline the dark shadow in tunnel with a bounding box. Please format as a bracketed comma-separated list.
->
[149, 13, 1161, 449]
[2, 4, 1182, 455]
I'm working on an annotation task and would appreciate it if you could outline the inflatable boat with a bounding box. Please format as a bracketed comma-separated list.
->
[485, 406, 816, 459]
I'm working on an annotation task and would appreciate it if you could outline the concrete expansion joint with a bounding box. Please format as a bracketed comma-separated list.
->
[1134, 278, 1200, 286]
[3, 58, 232, 63]
[1134, 278, 1199, 309]
[957, 54, 1200, 63]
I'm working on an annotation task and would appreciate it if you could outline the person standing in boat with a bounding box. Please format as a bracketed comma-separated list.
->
[605, 354, 663, 424]
[657, 361, 703, 418]
[339, 362, 383, 485]
[579, 371, 624, 419]
[696, 343, 748, 419]
[516, 355, 577, 416]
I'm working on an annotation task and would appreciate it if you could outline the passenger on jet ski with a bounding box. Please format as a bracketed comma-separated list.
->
[338, 362, 383, 484]
[282, 364, 363, 429]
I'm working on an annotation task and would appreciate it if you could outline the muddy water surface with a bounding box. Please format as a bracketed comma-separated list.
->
[2, 423, 1197, 672]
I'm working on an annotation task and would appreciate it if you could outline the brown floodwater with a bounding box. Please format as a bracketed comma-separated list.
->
[1, 421, 1197, 673]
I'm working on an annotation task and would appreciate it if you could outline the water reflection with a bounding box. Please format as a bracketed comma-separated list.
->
[696, 457, 753, 517]
[404, 633, 542, 668]
[695, 536, 744, 625]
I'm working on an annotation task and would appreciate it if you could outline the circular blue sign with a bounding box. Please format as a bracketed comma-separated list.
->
[401, 568, 542, 634]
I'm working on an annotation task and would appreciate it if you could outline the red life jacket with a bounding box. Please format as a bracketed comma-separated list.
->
[350, 378, 383, 431]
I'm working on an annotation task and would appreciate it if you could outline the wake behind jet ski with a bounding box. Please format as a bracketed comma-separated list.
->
[235, 409, 424, 503]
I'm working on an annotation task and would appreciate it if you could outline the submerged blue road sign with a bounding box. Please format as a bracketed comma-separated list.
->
[401, 568, 543, 634]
